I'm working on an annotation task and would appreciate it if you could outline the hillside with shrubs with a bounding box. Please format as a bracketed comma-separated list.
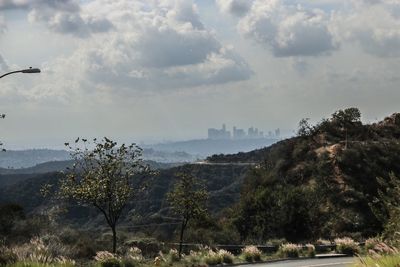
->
[225, 108, 400, 242]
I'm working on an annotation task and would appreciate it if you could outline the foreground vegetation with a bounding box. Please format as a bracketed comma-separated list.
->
[1, 235, 369, 266]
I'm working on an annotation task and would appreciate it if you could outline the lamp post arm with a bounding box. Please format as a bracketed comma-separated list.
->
[0, 70, 24, 79]
[0, 68, 41, 79]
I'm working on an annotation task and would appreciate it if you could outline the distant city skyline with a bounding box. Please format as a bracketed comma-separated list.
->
[208, 124, 281, 140]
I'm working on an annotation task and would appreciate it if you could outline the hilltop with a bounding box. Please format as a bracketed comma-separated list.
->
[221, 108, 400, 242]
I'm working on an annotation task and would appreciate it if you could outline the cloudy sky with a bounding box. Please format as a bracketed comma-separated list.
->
[0, 0, 399, 148]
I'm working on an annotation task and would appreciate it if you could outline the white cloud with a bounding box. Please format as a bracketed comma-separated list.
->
[0, 54, 8, 72]
[15, 0, 252, 102]
[222, 0, 339, 57]
[334, 0, 400, 57]
[0, 15, 6, 34]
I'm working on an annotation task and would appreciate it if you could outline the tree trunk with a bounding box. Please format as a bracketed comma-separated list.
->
[178, 219, 186, 259]
[112, 225, 117, 254]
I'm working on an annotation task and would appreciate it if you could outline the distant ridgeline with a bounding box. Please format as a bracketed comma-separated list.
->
[0, 148, 197, 169]
[0, 149, 70, 169]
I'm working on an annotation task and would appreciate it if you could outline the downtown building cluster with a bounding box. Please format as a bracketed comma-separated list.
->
[208, 124, 280, 140]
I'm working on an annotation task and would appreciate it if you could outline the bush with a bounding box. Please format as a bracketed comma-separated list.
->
[124, 247, 143, 262]
[11, 237, 73, 265]
[166, 249, 179, 263]
[95, 251, 121, 267]
[241, 246, 261, 262]
[204, 250, 222, 266]
[278, 243, 301, 258]
[367, 241, 398, 256]
[186, 250, 202, 265]
[334, 237, 360, 255]
[0, 249, 17, 265]
[218, 249, 234, 264]
[305, 244, 316, 258]
[365, 238, 380, 251]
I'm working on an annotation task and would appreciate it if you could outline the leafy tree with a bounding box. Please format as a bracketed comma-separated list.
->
[58, 137, 148, 253]
[167, 173, 208, 258]
[374, 173, 400, 242]
[332, 107, 361, 126]
[297, 118, 314, 137]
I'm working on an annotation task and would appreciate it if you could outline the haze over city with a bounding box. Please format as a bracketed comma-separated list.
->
[1, 0, 399, 149]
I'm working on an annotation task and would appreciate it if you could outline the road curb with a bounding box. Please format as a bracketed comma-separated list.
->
[216, 254, 352, 267]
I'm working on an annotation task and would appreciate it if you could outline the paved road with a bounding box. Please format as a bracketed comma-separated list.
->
[237, 257, 355, 267]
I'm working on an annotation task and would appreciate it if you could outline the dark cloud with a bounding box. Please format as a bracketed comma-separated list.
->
[216, 0, 252, 17]
[1, 0, 113, 37]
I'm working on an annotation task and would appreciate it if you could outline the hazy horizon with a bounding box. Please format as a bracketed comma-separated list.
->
[1, 0, 399, 149]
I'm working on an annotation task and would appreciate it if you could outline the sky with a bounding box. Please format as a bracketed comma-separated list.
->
[0, 0, 400, 149]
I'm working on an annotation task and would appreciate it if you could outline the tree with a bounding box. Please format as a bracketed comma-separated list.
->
[297, 118, 314, 137]
[332, 107, 361, 127]
[59, 137, 148, 253]
[373, 173, 400, 241]
[167, 173, 208, 258]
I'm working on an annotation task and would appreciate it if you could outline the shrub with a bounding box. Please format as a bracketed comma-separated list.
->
[367, 241, 398, 256]
[0, 249, 17, 265]
[305, 244, 316, 258]
[12, 237, 73, 265]
[204, 250, 222, 266]
[186, 250, 202, 265]
[166, 248, 179, 263]
[95, 251, 121, 267]
[218, 249, 234, 264]
[241, 246, 261, 262]
[365, 238, 381, 251]
[125, 247, 143, 262]
[334, 237, 360, 255]
[279, 243, 301, 258]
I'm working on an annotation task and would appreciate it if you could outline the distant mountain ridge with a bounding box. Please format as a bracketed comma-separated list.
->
[0, 149, 70, 169]
[0, 148, 196, 169]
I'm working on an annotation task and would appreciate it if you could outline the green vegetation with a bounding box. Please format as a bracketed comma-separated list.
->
[167, 173, 208, 258]
[355, 254, 400, 267]
[231, 108, 400, 242]
[52, 138, 149, 253]
[334, 237, 360, 255]
[278, 243, 301, 258]
[3, 108, 400, 265]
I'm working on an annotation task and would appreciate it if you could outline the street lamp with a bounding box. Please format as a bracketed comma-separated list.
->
[0, 67, 41, 79]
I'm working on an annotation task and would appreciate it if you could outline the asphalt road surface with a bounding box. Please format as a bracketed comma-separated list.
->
[238, 257, 355, 267]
